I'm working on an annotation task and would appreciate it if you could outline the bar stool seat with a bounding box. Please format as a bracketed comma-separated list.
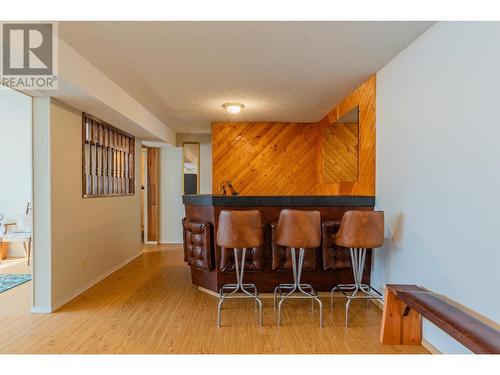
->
[216, 210, 263, 327]
[273, 209, 323, 327]
[331, 210, 384, 326]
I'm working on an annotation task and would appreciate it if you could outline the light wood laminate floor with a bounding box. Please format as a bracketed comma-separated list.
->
[0, 244, 428, 354]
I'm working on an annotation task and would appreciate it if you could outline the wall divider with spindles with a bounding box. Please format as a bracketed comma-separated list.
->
[82, 113, 135, 198]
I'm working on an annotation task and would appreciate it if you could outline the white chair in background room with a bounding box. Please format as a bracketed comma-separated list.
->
[0, 203, 33, 265]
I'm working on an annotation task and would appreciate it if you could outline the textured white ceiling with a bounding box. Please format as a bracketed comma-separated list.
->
[59, 21, 434, 133]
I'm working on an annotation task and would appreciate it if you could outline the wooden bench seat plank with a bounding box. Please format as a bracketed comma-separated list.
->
[387, 284, 427, 293]
[397, 291, 500, 354]
[381, 284, 500, 354]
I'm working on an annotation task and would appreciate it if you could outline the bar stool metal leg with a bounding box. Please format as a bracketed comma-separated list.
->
[331, 247, 382, 326]
[276, 247, 323, 327]
[217, 248, 263, 327]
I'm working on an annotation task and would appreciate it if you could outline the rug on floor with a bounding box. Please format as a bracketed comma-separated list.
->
[0, 274, 32, 293]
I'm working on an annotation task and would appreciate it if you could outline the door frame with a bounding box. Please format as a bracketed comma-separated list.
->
[142, 146, 159, 244]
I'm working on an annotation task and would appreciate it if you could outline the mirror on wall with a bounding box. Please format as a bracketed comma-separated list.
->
[323, 106, 359, 184]
[183, 142, 200, 194]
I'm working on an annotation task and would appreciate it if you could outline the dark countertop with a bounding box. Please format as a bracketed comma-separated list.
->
[182, 194, 375, 207]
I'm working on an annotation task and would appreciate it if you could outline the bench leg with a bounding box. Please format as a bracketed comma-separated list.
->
[380, 289, 422, 345]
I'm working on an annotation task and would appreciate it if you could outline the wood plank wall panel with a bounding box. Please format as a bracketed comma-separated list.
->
[317, 75, 376, 195]
[212, 75, 376, 196]
[324, 122, 359, 183]
[212, 122, 318, 195]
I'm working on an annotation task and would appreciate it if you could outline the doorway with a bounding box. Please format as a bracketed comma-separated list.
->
[0, 87, 33, 296]
[141, 146, 159, 243]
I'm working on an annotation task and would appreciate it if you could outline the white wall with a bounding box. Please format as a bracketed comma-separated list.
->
[50, 99, 142, 309]
[158, 134, 212, 243]
[0, 87, 32, 257]
[32, 97, 52, 312]
[158, 145, 184, 243]
[374, 22, 500, 354]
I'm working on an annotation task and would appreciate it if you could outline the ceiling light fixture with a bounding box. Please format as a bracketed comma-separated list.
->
[223, 102, 245, 114]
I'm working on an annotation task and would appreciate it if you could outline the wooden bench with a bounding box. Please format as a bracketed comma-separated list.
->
[380, 284, 500, 354]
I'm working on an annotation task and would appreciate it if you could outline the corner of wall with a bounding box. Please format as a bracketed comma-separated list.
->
[32, 96, 53, 313]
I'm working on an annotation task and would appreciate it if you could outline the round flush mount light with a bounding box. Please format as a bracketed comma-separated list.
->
[223, 102, 245, 114]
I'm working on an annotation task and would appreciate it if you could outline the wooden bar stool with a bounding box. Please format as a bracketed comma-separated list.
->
[331, 210, 384, 326]
[273, 209, 323, 327]
[216, 210, 263, 327]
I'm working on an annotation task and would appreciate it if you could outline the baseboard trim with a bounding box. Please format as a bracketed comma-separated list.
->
[198, 286, 219, 297]
[421, 339, 441, 354]
[31, 306, 52, 314]
[51, 251, 142, 312]
[370, 298, 384, 311]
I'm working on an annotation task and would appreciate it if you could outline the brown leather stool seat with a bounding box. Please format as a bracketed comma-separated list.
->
[217, 210, 263, 248]
[216, 210, 263, 327]
[273, 209, 323, 327]
[271, 222, 317, 271]
[331, 210, 384, 326]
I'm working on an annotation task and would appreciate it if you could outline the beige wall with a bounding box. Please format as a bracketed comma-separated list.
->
[50, 99, 141, 309]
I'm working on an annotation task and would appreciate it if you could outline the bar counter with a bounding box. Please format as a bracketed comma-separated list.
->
[182, 195, 375, 293]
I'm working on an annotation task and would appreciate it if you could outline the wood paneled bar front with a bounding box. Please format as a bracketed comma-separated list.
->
[182, 194, 375, 293]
